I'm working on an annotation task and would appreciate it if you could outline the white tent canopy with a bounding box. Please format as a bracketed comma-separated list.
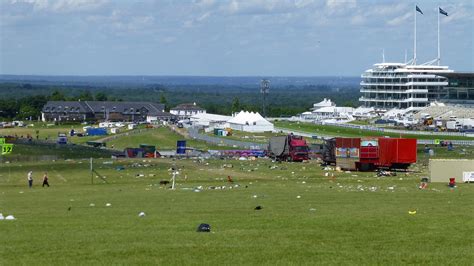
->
[190, 113, 232, 126]
[227, 111, 274, 132]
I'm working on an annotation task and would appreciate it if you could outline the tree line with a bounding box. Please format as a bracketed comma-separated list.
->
[0, 83, 360, 120]
[0, 89, 115, 120]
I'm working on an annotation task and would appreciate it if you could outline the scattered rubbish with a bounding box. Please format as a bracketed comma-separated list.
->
[324, 172, 329, 177]
[296, 195, 301, 199]
[408, 210, 417, 215]
[252, 195, 258, 198]
[388, 186, 395, 190]
[103, 161, 113, 165]
[377, 170, 396, 177]
[197, 223, 211, 232]
[138, 212, 146, 217]
[254, 206, 263, 210]
[89, 203, 95, 207]
[5, 215, 15, 220]
[448, 178, 456, 188]
[106, 203, 112, 207]
[238, 157, 247, 161]
[115, 166, 125, 171]
[419, 177, 429, 190]
[19, 191, 24, 194]
[0, 213, 3, 220]
[302, 181, 306, 184]
[193, 189, 201, 192]
[309, 208, 316, 211]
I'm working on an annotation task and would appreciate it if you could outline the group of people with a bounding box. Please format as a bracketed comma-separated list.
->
[27, 171, 49, 188]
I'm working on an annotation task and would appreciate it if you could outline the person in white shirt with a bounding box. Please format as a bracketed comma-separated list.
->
[27, 171, 33, 188]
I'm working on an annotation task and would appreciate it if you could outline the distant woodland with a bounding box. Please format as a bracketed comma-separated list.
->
[0, 81, 360, 120]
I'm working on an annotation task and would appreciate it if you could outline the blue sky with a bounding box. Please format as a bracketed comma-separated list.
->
[1, 0, 472, 76]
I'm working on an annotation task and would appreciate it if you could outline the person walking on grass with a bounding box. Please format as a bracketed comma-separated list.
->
[42, 172, 50, 187]
[27, 171, 33, 188]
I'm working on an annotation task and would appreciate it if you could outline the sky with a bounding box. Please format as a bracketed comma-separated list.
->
[0, 0, 473, 76]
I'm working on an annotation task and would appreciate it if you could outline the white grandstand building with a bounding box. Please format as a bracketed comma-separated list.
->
[359, 63, 453, 111]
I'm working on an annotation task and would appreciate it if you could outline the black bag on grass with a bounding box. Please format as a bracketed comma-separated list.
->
[197, 223, 211, 232]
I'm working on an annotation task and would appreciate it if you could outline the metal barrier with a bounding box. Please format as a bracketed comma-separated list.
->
[315, 121, 471, 137]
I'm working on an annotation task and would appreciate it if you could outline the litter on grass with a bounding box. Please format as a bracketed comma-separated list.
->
[138, 212, 146, 217]
[106, 203, 112, 207]
[5, 215, 15, 220]
[197, 223, 211, 232]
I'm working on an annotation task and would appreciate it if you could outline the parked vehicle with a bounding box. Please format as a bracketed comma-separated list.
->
[268, 134, 309, 162]
[57, 134, 68, 145]
[321, 137, 417, 170]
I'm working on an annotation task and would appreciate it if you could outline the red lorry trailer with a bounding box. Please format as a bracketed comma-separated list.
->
[268, 134, 309, 162]
[325, 137, 417, 170]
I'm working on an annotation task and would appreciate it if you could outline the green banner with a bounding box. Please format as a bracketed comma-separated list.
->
[1, 144, 13, 155]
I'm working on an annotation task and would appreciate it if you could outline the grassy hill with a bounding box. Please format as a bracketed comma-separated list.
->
[0, 158, 473, 264]
[105, 127, 233, 150]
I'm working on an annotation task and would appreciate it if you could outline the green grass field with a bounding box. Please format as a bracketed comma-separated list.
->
[274, 121, 474, 140]
[1, 154, 473, 265]
[0, 123, 104, 144]
[106, 127, 233, 150]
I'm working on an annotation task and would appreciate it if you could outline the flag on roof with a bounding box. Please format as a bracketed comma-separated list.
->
[439, 7, 448, 16]
[416, 5, 423, 15]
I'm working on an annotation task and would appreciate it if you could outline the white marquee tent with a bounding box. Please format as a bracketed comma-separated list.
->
[227, 111, 274, 132]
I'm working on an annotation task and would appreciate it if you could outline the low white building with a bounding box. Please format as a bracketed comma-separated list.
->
[170, 103, 206, 119]
[227, 111, 274, 132]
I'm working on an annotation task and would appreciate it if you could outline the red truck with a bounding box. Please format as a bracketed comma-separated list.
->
[322, 137, 417, 170]
[268, 134, 309, 162]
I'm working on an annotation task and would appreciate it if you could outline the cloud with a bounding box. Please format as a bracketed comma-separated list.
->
[223, 0, 302, 16]
[350, 14, 365, 25]
[386, 13, 411, 26]
[9, 0, 109, 13]
[326, 0, 356, 11]
[86, 10, 155, 36]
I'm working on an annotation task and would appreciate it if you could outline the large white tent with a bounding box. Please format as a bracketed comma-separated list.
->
[190, 113, 232, 127]
[227, 111, 274, 132]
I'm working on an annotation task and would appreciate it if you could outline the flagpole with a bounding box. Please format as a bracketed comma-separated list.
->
[414, 4, 417, 65]
[438, 6, 440, 66]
